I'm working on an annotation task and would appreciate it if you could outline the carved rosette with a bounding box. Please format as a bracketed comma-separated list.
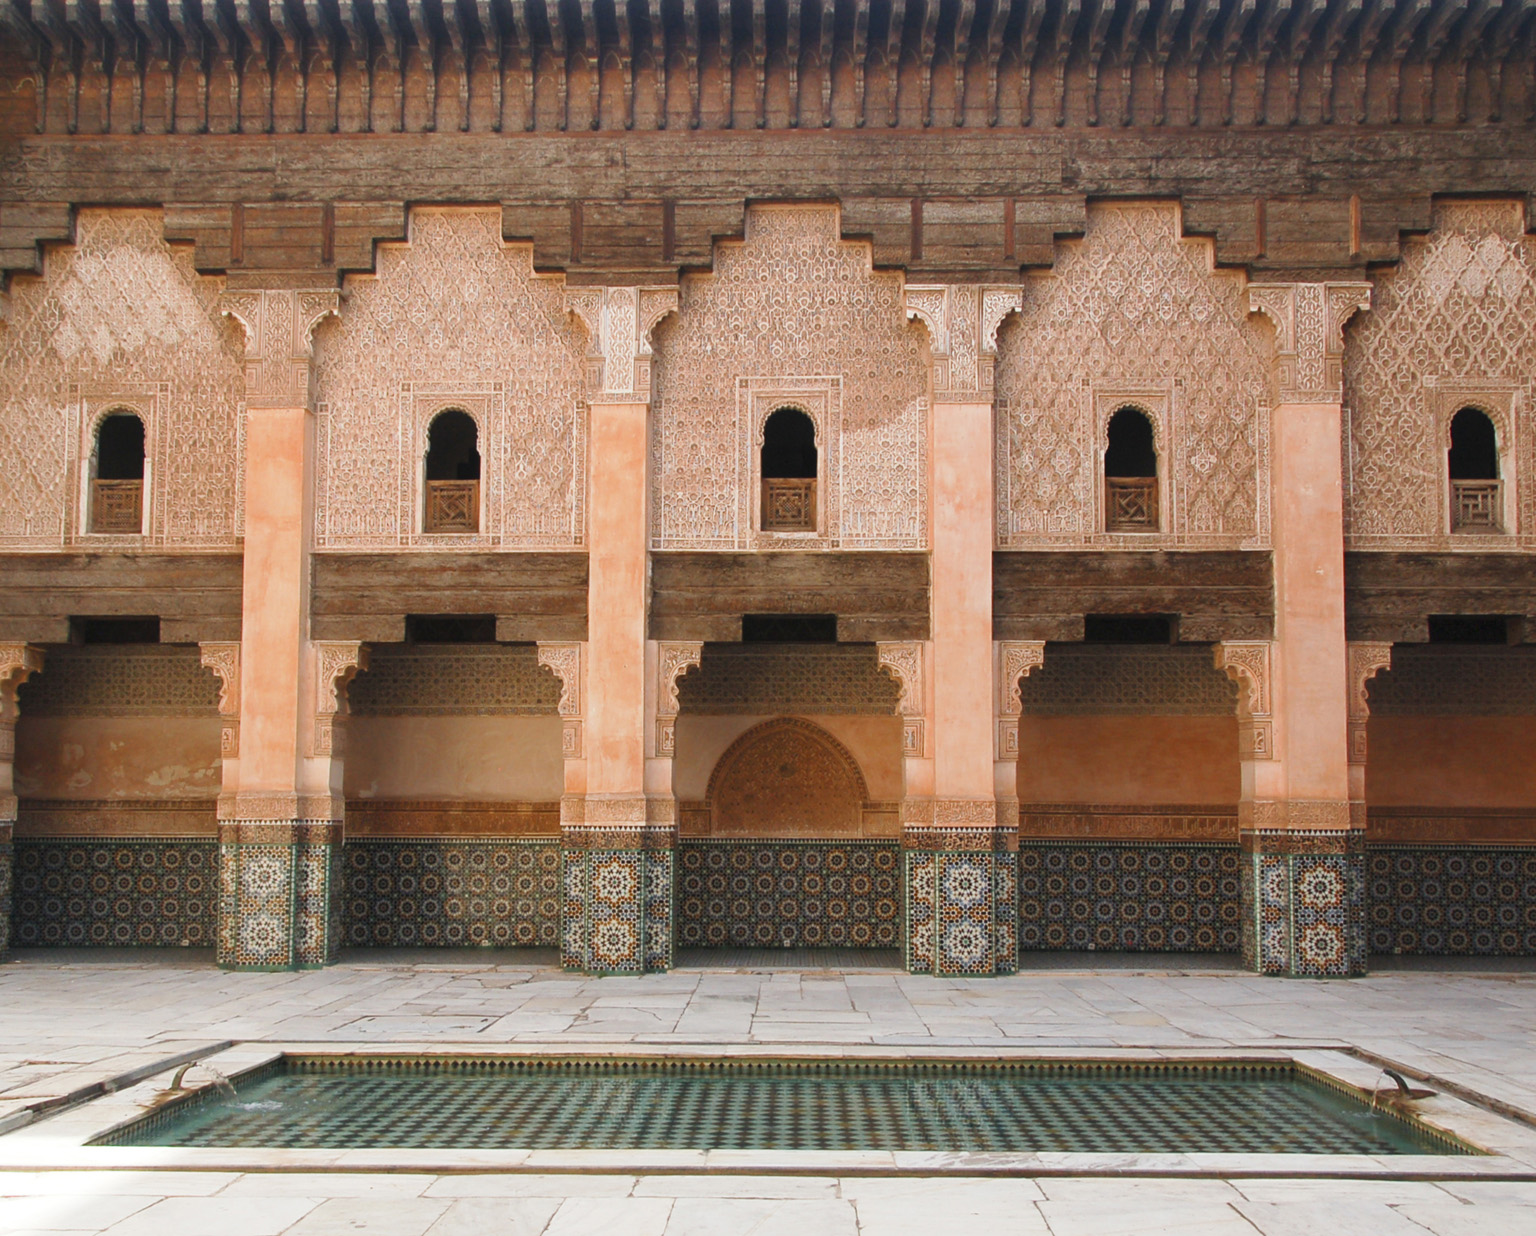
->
[876, 641, 927, 757]
[221, 289, 340, 410]
[1214, 640, 1275, 760]
[312, 640, 369, 758]
[1248, 281, 1371, 404]
[199, 641, 242, 758]
[566, 285, 679, 400]
[906, 284, 1022, 398]
[994, 640, 1046, 761]
[1346, 641, 1393, 765]
[654, 641, 703, 757]
[537, 641, 584, 759]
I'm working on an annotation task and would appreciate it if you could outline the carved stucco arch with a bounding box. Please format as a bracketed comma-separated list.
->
[755, 401, 823, 451]
[1101, 401, 1165, 459]
[704, 716, 872, 839]
[1441, 399, 1509, 453]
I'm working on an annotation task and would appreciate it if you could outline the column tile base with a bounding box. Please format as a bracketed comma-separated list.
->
[217, 821, 344, 970]
[1240, 816, 1366, 978]
[0, 820, 12, 956]
[560, 795, 676, 974]
[903, 800, 1017, 977]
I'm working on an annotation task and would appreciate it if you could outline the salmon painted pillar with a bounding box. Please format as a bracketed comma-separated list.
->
[1233, 282, 1372, 977]
[903, 285, 1021, 976]
[562, 286, 678, 973]
[0, 644, 45, 955]
[216, 289, 355, 970]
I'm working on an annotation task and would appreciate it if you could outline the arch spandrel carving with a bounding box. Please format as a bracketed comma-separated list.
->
[651, 203, 929, 551]
[0, 210, 243, 549]
[313, 207, 587, 549]
[995, 202, 1272, 550]
[703, 717, 874, 840]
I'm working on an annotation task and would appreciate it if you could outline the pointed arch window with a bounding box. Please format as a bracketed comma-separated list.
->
[90, 411, 146, 534]
[760, 406, 818, 532]
[1448, 407, 1501, 533]
[424, 410, 481, 533]
[1104, 406, 1159, 531]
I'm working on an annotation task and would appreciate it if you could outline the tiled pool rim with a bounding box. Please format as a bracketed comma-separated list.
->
[91, 1054, 1480, 1158]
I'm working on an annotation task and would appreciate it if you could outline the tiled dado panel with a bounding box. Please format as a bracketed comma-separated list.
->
[678, 840, 901, 949]
[12, 838, 218, 946]
[343, 839, 561, 948]
[562, 847, 674, 974]
[1017, 842, 1242, 953]
[1369, 846, 1536, 956]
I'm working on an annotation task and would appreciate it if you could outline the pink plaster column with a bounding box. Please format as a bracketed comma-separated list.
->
[0, 644, 46, 955]
[1241, 281, 1372, 977]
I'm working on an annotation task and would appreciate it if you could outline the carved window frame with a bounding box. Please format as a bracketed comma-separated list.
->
[1432, 383, 1519, 539]
[740, 377, 841, 551]
[70, 384, 162, 545]
[405, 386, 501, 546]
[1093, 387, 1172, 543]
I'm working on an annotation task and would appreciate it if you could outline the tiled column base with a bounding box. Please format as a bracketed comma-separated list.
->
[1240, 819, 1366, 977]
[560, 797, 675, 974]
[217, 821, 344, 970]
[0, 823, 12, 956]
[903, 801, 1017, 976]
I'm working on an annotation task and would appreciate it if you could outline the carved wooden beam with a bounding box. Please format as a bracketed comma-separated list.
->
[1118, 0, 1153, 126]
[885, 0, 906, 125]
[1152, 0, 1187, 124]
[1017, 0, 1049, 124]
[849, 0, 869, 124]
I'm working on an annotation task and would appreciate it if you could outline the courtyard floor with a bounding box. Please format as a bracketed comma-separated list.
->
[0, 950, 1533, 1234]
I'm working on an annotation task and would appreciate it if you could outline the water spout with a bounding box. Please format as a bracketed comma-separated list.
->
[169, 1061, 237, 1098]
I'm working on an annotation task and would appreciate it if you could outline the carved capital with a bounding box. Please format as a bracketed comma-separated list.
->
[994, 640, 1045, 762]
[199, 641, 242, 758]
[907, 283, 1021, 398]
[1346, 641, 1393, 765]
[654, 640, 703, 757]
[538, 641, 585, 759]
[877, 641, 927, 757]
[221, 289, 340, 410]
[312, 640, 369, 757]
[1248, 281, 1370, 404]
[567, 284, 679, 400]
[0, 643, 45, 724]
[1215, 640, 1274, 761]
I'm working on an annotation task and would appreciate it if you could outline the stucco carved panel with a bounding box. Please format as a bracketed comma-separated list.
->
[0, 210, 243, 549]
[651, 204, 928, 550]
[705, 717, 871, 839]
[17, 646, 221, 717]
[1344, 202, 1536, 548]
[314, 208, 587, 550]
[995, 203, 1272, 550]
[348, 645, 561, 716]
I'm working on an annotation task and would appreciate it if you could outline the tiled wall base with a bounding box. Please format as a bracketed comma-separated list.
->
[0, 839, 12, 953]
[677, 840, 900, 949]
[11, 838, 217, 947]
[562, 847, 674, 974]
[1017, 842, 1241, 952]
[905, 834, 1018, 976]
[217, 826, 342, 970]
[1368, 845, 1536, 955]
[1241, 830, 1367, 977]
[343, 839, 560, 947]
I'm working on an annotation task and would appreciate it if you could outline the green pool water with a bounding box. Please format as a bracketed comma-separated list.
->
[100, 1057, 1471, 1155]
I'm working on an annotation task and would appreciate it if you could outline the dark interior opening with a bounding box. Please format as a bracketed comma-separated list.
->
[1427, 615, 1510, 645]
[96, 413, 146, 480]
[425, 410, 482, 481]
[1448, 407, 1499, 480]
[742, 614, 838, 643]
[761, 407, 818, 479]
[1083, 614, 1175, 644]
[405, 614, 498, 644]
[1104, 407, 1157, 478]
[71, 617, 160, 644]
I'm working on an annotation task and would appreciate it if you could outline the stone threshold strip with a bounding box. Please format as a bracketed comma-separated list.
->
[3, 1043, 1535, 1181]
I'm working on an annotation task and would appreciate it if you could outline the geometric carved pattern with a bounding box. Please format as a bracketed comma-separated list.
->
[705, 718, 870, 839]
[1346, 642, 1393, 765]
[653, 640, 703, 757]
[313, 208, 586, 548]
[1365, 646, 1536, 716]
[536, 642, 584, 758]
[651, 204, 928, 550]
[347, 645, 561, 715]
[996, 203, 1271, 549]
[875, 641, 926, 756]
[312, 641, 368, 759]
[17, 646, 221, 717]
[1344, 201, 1536, 548]
[0, 210, 244, 549]
[676, 644, 899, 716]
[1017, 645, 1239, 716]
[1214, 640, 1275, 760]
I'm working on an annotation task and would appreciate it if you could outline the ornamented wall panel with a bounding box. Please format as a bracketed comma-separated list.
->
[1016, 645, 1240, 716]
[17, 646, 221, 717]
[675, 644, 901, 715]
[314, 208, 587, 549]
[347, 645, 561, 715]
[651, 204, 928, 550]
[0, 210, 243, 549]
[995, 203, 1272, 550]
[1368, 845, 1536, 955]
[1345, 202, 1536, 548]
[1366, 646, 1536, 716]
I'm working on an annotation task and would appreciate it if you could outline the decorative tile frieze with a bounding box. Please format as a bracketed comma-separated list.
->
[344, 800, 560, 838]
[1018, 805, 1239, 842]
[17, 799, 217, 837]
[347, 644, 562, 715]
[17, 646, 220, 718]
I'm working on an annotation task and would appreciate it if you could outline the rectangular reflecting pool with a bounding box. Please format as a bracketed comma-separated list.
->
[99, 1057, 1474, 1156]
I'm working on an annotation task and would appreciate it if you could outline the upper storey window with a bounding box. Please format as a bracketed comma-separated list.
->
[760, 407, 818, 533]
[90, 412, 145, 534]
[424, 410, 481, 534]
[1104, 407, 1159, 532]
[1448, 407, 1501, 533]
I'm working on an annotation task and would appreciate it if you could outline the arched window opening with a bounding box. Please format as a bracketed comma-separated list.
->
[424, 410, 481, 533]
[760, 407, 818, 532]
[1448, 407, 1501, 532]
[1104, 407, 1158, 531]
[90, 412, 145, 533]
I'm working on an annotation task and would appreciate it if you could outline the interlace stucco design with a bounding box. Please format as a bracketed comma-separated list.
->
[1344, 201, 1536, 547]
[995, 203, 1271, 549]
[0, 209, 243, 549]
[706, 718, 870, 839]
[650, 204, 929, 550]
[314, 208, 587, 549]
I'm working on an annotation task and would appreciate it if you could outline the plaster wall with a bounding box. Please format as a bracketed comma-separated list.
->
[13, 716, 221, 801]
[672, 714, 904, 803]
[1015, 716, 1240, 806]
[1366, 717, 1536, 810]
[344, 716, 563, 801]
